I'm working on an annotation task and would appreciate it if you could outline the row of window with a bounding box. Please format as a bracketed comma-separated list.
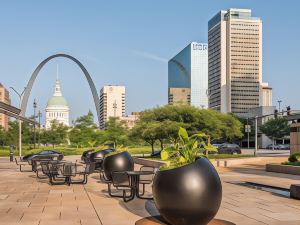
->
[231, 32, 259, 36]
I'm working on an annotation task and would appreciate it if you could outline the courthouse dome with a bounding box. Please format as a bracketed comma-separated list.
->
[47, 96, 68, 107]
[46, 79, 69, 107]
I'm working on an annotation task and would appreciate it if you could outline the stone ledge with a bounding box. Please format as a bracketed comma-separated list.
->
[266, 163, 300, 175]
[133, 157, 166, 168]
[290, 184, 300, 200]
[216, 157, 262, 167]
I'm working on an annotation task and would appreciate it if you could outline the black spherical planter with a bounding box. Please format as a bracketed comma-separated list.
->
[152, 158, 222, 225]
[103, 151, 134, 180]
[89, 149, 115, 170]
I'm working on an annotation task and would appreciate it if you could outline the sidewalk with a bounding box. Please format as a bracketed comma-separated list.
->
[0, 156, 300, 225]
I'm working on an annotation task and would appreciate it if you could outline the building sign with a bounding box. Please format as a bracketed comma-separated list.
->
[193, 43, 208, 51]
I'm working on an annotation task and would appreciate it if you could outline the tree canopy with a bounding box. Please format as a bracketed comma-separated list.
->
[131, 105, 243, 151]
[260, 118, 290, 140]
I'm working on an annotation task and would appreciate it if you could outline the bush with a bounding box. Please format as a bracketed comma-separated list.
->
[288, 152, 300, 162]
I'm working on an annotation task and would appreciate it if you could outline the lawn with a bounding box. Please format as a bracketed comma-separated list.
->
[143, 154, 255, 161]
[0, 145, 157, 157]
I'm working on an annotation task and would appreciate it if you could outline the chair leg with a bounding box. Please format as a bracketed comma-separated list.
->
[142, 184, 145, 196]
[123, 188, 135, 202]
[108, 183, 127, 198]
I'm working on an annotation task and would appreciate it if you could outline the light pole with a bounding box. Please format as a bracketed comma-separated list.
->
[255, 116, 258, 156]
[247, 118, 250, 149]
[38, 111, 42, 147]
[33, 99, 37, 149]
[278, 100, 282, 113]
[9, 87, 26, 159]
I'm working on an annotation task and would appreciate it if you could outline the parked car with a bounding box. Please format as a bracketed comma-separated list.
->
[266, 144, 280, 150]
[23, 150, 63, 161]
[278, 144, 290, 150]
[212, 143, 222, 149]
[217, 143, 241, 154]
[151, 150, 161, 157]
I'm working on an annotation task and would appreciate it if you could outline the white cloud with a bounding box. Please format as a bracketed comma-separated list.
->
[131, 50, 167, 63]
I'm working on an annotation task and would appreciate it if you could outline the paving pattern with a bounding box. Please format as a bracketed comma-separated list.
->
[0, 156, 300, 225]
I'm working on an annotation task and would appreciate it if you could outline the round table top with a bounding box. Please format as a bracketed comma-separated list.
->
[126, 171, 154, 176]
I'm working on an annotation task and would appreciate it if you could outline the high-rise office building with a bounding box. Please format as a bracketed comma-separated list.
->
[168, 42, 208, 108]
[99, 85, 125, 129]
[261, 82, 272, 107]
[0, 83, 11, 130]
[208, 8, 262, 116]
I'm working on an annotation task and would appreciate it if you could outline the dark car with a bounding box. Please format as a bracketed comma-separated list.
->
[23, 150, 63, 161]
[217, 143, 241, 154]
[151, 150, 161, 157]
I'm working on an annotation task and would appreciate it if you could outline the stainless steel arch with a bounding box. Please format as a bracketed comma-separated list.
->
[20, 53, 101, 126]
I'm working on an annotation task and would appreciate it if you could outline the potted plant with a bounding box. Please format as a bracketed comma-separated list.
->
[102, 145, 134, 180]
[152, 127, 222, 225]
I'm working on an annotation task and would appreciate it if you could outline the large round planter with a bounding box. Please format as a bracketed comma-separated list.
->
[152, 158, 222, 225]
[103, 151, 134, 180]
[90, 148, 115, 170]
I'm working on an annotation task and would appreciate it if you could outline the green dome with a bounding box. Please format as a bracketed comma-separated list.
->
[47, 96, 68, 107]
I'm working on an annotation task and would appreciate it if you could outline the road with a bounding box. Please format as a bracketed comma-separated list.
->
[241, 148, 290, 157]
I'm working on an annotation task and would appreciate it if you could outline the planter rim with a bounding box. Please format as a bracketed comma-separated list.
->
[157, 157, 210, 172]
[104, 150, 129, 158]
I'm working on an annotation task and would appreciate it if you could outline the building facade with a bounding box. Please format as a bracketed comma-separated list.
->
[208, 8, 262, 116]
[0, 83, 11, 130]
[45, 80, 70, 129]
[120, 112, 140, 129]
[99, 85, 125, 129]
[262, 82, 272, 107]
[168, 42, 208, 108]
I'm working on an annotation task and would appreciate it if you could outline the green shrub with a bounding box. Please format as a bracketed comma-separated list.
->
[288, 152, 300, 163]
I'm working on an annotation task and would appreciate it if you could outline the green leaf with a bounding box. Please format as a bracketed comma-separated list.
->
[161, 150, 169, 160]
[178, 127, 188, 142]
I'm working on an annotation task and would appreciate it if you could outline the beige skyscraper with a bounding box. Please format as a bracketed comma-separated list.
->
[208, 9, 262, 116]
[99, 85, 125, 129]
[261, 82, 272, 107]
[0, 83, 11, 130]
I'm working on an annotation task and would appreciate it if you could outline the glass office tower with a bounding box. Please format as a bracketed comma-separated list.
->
[168, 42, 208, 108]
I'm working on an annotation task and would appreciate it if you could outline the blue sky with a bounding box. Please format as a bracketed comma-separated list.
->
[0, 0, 299, 123]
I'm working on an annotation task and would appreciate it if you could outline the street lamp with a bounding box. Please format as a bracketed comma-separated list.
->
[9, 87, 26, 159]
[38, 111, 42, 146]
[33, 99, 37, 149]
[277, 100, 282, 113]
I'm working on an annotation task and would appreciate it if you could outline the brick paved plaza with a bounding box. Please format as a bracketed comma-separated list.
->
[0, 156, 300, 225]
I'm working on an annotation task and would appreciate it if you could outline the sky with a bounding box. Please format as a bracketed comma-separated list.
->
[0, 0, 300, 124]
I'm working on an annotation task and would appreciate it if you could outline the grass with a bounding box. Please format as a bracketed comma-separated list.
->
[143, 154, 255, 161]
[282, 161, 300, 166]
[0, 145, 156, 157]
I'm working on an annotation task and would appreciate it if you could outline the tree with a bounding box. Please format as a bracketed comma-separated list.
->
[0, 126, 7, 146]
[135, 105, 243, 145]
[69, 111, 102, 147]
[130, 121, 159, 154]
[46, 120, 68, 147]
[6, 121, 32, 146]
[103, 117, 128, 149]
[260, 118, 290, 150]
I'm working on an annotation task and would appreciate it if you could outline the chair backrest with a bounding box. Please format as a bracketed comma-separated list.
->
[111, 171, 130, 187]
[40, 162, 50, 175]
[62, 163, 76, 176]
[139, 166, 155, 182]
[85, 162, 96, 174]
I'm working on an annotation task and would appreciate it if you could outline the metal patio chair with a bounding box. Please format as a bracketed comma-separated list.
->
[108, 171, 134, 202]
[138, 166, 155, 196]
[14, 158, 31, 172]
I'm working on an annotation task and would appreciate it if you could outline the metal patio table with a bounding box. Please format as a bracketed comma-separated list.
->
[126, 170, 154, 201]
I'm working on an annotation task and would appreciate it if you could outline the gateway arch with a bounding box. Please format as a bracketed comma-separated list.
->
[20, 53, 101, 126]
